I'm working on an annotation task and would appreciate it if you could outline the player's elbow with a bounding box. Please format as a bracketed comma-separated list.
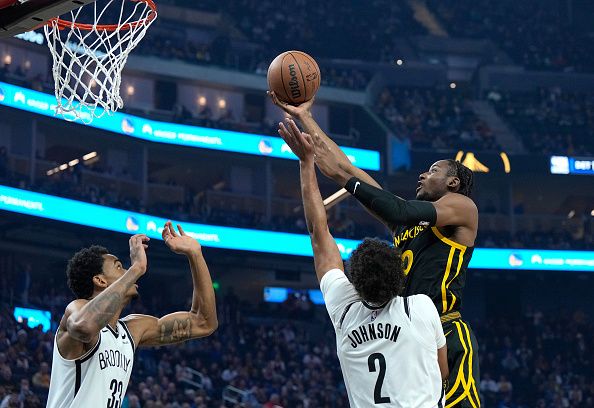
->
[437, 345, 448, 380]
[440, 365, 449, 381]
[205, 317, 218, 336]
[192, 313, 218, 337]
[66, 315, 97, 343]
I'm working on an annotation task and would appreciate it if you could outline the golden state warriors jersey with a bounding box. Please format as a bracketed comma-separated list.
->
[393, 226, 473, 315]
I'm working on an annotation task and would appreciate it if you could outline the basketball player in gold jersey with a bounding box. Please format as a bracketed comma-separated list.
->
[271, 92, 481, 408]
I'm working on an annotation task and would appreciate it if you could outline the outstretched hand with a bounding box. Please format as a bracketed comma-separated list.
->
[268, 91, 314, 119]
[162, 221, 201, 256]
[278, 118, 315, 162]
[129, 234, 149, 274]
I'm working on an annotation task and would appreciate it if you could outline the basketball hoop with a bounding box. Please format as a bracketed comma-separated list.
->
[43, 0, 157, 123]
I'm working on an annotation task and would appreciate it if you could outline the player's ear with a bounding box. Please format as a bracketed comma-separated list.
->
[447, 176, 460, 192]
[93, 274, 108, 289]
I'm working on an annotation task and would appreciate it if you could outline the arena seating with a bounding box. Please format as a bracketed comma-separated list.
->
[427, 0, 594, 73]
[487, 88, 594, 156]
[1, 289, 593, 407]
[376, 86, 500, 152]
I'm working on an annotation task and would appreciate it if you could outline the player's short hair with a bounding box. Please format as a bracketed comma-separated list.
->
[66, 245, 108, 299]
[445, 159, 474, 197]
[347, 238, 404, 305]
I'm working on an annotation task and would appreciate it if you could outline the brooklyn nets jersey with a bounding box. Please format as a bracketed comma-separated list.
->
[47, 320, 135, 408]
[394, 226, 474, 315]
[321, 269, 446, 408]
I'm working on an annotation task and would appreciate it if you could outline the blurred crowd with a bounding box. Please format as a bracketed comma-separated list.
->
[477, 228, 593, 251]
[1, 282, 594, 408]
[0, 148, 383, 241]
[487, 88, 594, 156]
[475, 309, 594, 408]
[164, 0, 423, 62]
[2, 140, 592, 250]
[115, 0, 594, 79]
[427, 0, 594, 73]
[376, 86, 500, 152]
[4, 51, 594, 156]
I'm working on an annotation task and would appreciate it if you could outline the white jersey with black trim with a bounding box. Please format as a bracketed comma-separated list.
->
[47, 320, 136, 408]
[320, 269, 446, 408]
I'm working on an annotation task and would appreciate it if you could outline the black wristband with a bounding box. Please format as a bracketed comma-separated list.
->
[344, 177, 360, 195]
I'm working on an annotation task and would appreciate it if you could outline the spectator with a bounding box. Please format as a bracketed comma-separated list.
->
[31, 363, 50, 391]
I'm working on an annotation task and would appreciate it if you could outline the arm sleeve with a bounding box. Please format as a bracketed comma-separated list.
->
[344, 177, 437, 230]
[320, 269, 360, 329]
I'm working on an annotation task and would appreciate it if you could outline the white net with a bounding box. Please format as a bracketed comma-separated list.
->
[44, 0, 157, 123]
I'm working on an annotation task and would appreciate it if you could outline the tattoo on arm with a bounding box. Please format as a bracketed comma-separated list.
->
[158, 318, 192, 344]
[85, 292, 123, 328]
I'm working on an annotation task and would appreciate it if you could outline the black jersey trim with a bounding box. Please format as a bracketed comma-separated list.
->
[338, 302, 356, 329]
[403, 297, 411, 319]
[437, 387, 444, 408]
[74, 336, 101, 397]
[105, 323, 119, 338]
[119, 320, 136, 353]
[74, 360, 81, 397]
[78, 336, 101, 364]
[361, 300, 388, 310]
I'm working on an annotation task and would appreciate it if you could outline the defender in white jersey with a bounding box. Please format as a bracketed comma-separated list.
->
[278, 119, 448, 408]
[47, 222, 218, 408]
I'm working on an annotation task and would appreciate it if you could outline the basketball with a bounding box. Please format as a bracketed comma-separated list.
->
[267, 51, 321, 105]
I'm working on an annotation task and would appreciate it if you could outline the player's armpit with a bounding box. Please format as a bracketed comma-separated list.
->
[433, 193, 478, 229]
[123, 312, 217, 347]
[57, 300, 100, 360]
[438, 345, 448, 380]
[310, 227, 344, 282]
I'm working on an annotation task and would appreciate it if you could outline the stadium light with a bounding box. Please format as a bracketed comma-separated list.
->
[449, 82, 457, 89]
[126, 85, 135, 96]
[218, 98, 226, 109]
[198, 96, 207, 106]
[395, 59, 404, 66]
[83, 152, 98, 161]
[3, 55, 11, 65]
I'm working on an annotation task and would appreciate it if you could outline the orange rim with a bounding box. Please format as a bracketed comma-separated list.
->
[48, 0, 157, 32]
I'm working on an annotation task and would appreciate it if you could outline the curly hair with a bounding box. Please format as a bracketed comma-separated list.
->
[446, 159, 474, 197]
[347, 238, 404, 305]
[66, 245, 108, 299]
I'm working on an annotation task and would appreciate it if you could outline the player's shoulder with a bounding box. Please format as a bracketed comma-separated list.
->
[406, 294, 438, 314]
[63, 299, 89, 316]
[320, 268, 347, 288]
[454, 193, 478, 213]
[438, 192, 477, 211]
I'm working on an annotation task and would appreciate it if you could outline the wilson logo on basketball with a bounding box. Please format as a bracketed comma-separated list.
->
[288, 64, 301, 98]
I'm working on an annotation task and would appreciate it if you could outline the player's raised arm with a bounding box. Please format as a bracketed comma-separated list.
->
[311, 150, 478, 234]
[269, 92, 381, 188]
[62, 235, 149, 348]
[277, 120, 344, 280]
[124, 222, 218, 346]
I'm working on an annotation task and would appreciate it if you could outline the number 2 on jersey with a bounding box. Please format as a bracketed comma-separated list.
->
[368, 353, 390, 404]
[401, 250, 413, 276]
[107, 379, 123, 408]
